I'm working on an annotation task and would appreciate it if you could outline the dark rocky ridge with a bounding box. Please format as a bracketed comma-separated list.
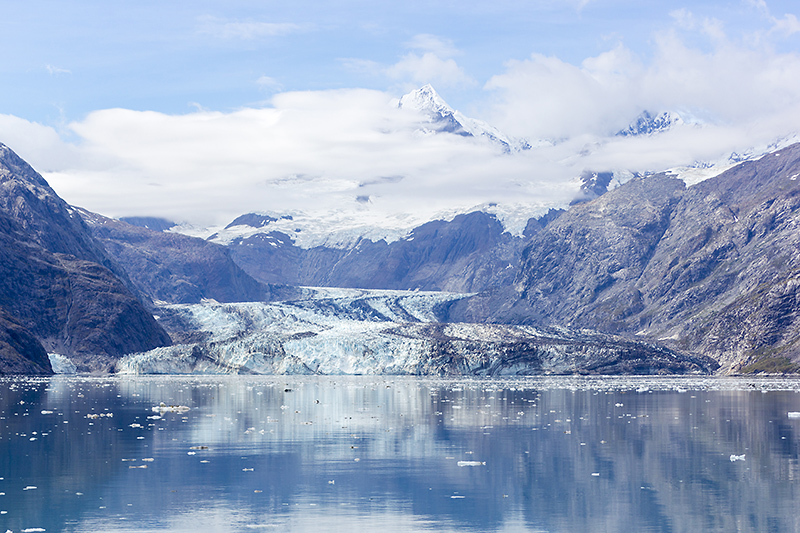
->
[227, 211, 524, 293]
[0, 143, 171, 373]
[80, 210, 273, 305]
[450, 144, 800, 373]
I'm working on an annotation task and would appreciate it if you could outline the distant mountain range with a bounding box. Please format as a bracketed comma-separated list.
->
[616, 110, 687, 137]
[2, 103, 800, 375]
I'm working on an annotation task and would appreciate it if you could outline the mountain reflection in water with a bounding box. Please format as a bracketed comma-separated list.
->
[1, 376, 799, 532]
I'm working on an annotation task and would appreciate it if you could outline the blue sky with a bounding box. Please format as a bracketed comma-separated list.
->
[2, 0, 800, 231]
[4, 0, 797, 123]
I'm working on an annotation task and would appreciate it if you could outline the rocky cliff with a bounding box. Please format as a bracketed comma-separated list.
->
[451, 144, 800, 373]
[80, 210, 273, 305]
[227, 211, 524, 293]
[0, 143, 171, 373]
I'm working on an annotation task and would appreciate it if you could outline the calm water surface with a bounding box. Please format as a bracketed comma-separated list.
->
[1, 375, 800, 532]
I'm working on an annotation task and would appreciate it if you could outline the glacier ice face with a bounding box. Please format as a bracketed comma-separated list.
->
[48, 353, 77, 374]
[118, 288, 717, 376]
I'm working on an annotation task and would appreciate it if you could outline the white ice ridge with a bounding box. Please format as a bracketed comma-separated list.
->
[118, 287, 715, 376]
[122, 288, 617, 376]
[181, 201, 560, 250]
[118, 288, 477, 375]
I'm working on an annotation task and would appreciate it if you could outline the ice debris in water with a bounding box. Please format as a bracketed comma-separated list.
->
[457, 461, 485, 467]
[729, 454, 746, 462]
[152, 402, 190, 413]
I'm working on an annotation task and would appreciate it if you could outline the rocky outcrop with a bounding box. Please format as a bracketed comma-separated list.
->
[228, 211, 523, 293]
[0, 310, 52, 374]
[450, 144, 800, 373]
[0, 143, 171, 373]
[81, 210, 272, 304]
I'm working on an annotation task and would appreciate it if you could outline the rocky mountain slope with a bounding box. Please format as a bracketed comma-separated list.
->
[224, 211, 526, 293]
[450, 144, 800, 373]
[79, 209, 274, 304]
[0, 143, 171, 373]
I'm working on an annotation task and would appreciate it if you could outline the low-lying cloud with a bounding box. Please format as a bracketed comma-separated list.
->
[2, 7, 800, 234]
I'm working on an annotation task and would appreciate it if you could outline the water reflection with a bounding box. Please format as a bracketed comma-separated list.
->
[1, 376, 799, 532]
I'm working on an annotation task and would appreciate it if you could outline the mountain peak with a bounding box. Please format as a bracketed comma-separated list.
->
[617, 111, 685, 137]
[0, 142, 51, 189]
[398, 84, 454, 120]
[398, 86, 534, 152]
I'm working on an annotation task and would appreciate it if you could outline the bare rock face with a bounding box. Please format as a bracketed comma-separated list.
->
[80, 210, 272, 305]
[458, 144, 800, 373]
[228, 211, 523, 293]
[0, 310, 51, 374]
[0, 143, 171, 373]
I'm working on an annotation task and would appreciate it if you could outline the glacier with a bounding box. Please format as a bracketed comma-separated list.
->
[118, 287, 716, 376]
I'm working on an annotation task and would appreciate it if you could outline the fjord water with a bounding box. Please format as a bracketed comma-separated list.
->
[2, 377, 799, 532]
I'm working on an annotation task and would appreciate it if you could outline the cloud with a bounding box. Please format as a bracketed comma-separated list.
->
[7, 89, 577, 230]
[4, 9, 800, 237]
[342, 33, 473, 90]
[485, 45, 642, 139]
[45, 64, 71, 75]
[485, 8, 800, 142]
[405, 34, 461, 58]
[255, 76, 282, 92]
[198, 16, 305, 40]
[385, 52, 475, 89]
[0, 115, 79, 172]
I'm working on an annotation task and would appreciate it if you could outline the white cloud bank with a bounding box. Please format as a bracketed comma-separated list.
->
[2, 8, 800, 235]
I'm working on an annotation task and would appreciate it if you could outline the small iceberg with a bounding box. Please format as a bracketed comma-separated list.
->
[457, 461, 485, 467]
[48, 353, 77, 374]
[152, 402, 190, 413]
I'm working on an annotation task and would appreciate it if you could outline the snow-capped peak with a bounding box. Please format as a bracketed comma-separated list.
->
[397, 84, 452, 118]
[398, 85, 539, 153]
[617, 110, 686, 137]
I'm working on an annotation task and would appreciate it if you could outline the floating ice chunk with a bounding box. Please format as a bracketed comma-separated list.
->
[788, 412, 800, 418]
[730, 454, 746, 462]
[48, 352, 77, 374]
[457, 461, 485, 467]
[152, 402, 190, 413]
